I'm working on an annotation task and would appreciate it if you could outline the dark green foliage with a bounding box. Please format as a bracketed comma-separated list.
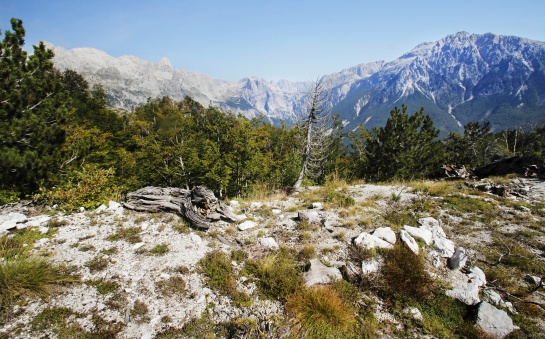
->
[353, 105, 445, 182]
[444, 121, 508, 167]
[0, 19, 67, 195]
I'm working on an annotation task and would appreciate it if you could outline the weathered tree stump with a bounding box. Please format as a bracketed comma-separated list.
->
[123, 186, 240, 230]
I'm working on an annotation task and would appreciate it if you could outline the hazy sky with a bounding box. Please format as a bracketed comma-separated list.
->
[1, 0, 544, 81]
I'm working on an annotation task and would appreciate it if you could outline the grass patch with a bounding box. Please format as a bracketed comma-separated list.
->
[199, 251, 251, 307]
[286, 285, 356, 338]
[107, 226, 142, 243]
[156, 276, 186, 297]
[84, 255, 110, 273]
[172, 220, 190, 234]
[0, 236, 77, 317]
[244, 249, 303, 301]
[149, 243, 169, 255]
[87, 278, 119, 295]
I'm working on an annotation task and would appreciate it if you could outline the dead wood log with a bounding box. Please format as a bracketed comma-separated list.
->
[123, 186, 241, 230]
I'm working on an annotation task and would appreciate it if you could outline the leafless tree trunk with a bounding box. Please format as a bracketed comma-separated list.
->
[294, 80, 330, 188]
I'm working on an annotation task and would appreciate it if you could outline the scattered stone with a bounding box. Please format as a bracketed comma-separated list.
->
[524, 274, 542, 286]
[39, 226, 49, 234]
[190, 233, 202, 245]
[354, 232, 394, 250]
[216, 235, 238, 248]
[108, 200, 124, 215]
[298, 210, 321, 225]
[0, 212, 27, 233]
[372, 227, 396, 245]
[132, 242, 145, 250]
[483, 290, 517, 315]
[237, 220, 258, 231]
[303, 258, 342, 287]
[446, 280, 481, 305]
[432, 236, 455, 258]
[322, 212, 340, 232]
[403, 307, 423, 321]
[468, 267, 486, 287]
[272, 209, 282, 215]
[260, 237, 279, 250]
[361, 258, 381, 274]
[476, 301, 515, 338]
[402, 225, 432, 245]
[95, 204, 107, 213]
[229, 200, 240, 209]
[23, 215, 52, 228]
[400, 230, 419, 254]
[207, 212, 222, 221]
[250, 202, 263, 210]
[417, 217, 442, 233]
[447, 247, 468, 270]
[34, 238, 50, 248]
[309, 202, 323, 210]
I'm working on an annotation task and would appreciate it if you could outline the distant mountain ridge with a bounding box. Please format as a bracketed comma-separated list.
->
[49, 32, 545, 133]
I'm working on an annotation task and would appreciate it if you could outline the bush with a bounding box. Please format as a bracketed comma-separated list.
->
[199, 251, 251, 307]
[380, 243, 435, 302]
[37, 164, 121, 211]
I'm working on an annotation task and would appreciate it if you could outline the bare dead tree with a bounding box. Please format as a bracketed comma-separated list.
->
[293, 80, 332, 188]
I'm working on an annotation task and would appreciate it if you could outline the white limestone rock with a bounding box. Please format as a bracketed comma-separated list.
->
[237, 220, 258, 231]
[372, 227, 396, 245]
[260, 237, 279, 250]
[399, 230, 419, 255]
[361, 258, 381, 274]
[354, 232, 394, 250]
[402, 225, 432, 245]
[476, 301, 515, 338]
[303, 259, 342, 287]
[298, 210, 321, 225]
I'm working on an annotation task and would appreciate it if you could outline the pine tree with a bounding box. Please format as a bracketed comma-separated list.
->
[362, 105, 444, 181]
[0, 18, 67, 196]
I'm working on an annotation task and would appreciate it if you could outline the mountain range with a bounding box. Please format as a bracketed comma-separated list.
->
[49, 32, 545, 133]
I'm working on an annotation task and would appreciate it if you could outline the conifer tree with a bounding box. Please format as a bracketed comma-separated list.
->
[0, 18, 67, 195]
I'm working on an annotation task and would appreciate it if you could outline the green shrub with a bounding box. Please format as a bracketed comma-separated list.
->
[37, 164, 121, 211]
[199, 251, 251, 307]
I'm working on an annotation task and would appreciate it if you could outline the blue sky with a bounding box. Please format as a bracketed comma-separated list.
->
[1, 0, 544, 81]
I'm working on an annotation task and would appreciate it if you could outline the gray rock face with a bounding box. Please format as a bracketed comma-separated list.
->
[50, 31, 545, 134]
[447, 247, 468, 270]
[303, 259, 342, 287]
[476, 301, 515, 338]
[446, 280, 481, 305]
[259, 237, 279, 250]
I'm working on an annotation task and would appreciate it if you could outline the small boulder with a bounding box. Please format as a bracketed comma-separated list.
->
[361, 258, 381, 274]
[476, 301, 515, 338]
[403, 307, 423, 322]
[260, 237, 279, 250]
[237, 220, 257, 231]
[468, 267, 486, 287]
[372, 227, 396, 245]
[447, 247, 468, 270]
[445, 280, 481, 305]
[303, 259, 342, 287]
[309, 202, 323, 210]
[524, 274, 542, 286]
[433, 236, 455, 258]
[400, 230, 419, 255]
[354, 232, 393, 250]
[298, 210, 321, 225]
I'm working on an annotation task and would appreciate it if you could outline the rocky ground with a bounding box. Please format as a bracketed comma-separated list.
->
[1, 178, 544, 338]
